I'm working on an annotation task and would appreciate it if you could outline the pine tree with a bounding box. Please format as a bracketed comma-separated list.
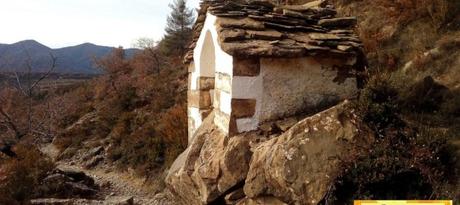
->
[162, 0, 195, 56]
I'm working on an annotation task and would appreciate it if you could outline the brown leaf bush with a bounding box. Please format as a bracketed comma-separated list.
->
[0, 145, 55, 204]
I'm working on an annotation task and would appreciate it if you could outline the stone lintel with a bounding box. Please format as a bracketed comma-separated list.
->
[198, 77, 215, 91]
[200, 109, 212, 120]
[231, 99, 257, 118]
[234, 58, 260, 76]
[229, 115, 238, 137]
[188, 90, 212, 108]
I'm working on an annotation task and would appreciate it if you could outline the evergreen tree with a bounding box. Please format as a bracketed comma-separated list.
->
[162, 0, 195, 56]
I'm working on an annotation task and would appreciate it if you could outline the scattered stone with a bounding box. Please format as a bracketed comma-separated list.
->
[65, 182, 98, 196]
[84, 156, 104, 169]
[57, 167, 94, 185]
[43, 173, 73, 186]
[104, 196, 134, 205]
[259, 122, 274, 134]
[275, 117, 298, 132]
[83, 146, 104, 161]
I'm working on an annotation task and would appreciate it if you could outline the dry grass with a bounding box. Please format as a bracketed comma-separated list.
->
[332, 0, 456, 72]
[407, 32, 460, 88]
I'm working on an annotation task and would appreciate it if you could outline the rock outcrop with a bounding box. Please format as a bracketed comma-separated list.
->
[41, 167, 99, 199]
[164, 112, 266, 204]
[158, 101, 374, 204]
[243, 101, 373, 204]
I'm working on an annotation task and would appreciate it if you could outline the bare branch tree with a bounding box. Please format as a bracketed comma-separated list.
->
[30, 53, 57, 91]
[0, 50, 57, 157]
[136, 38, 166, 74]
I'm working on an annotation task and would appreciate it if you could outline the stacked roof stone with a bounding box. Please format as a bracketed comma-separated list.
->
[184, 0, 363, 64]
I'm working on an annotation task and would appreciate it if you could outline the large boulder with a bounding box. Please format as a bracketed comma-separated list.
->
[164, 112, 265, 204]
[244, 101, 374, 204]
[191, 130, 257, 203]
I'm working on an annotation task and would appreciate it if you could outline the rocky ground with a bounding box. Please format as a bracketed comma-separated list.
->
[35, 144, 159, 205]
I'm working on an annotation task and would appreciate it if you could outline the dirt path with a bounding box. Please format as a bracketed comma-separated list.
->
[40, 144, 159, 205]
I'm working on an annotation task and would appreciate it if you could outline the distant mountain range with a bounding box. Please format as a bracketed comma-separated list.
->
[0, 40, 139, 74]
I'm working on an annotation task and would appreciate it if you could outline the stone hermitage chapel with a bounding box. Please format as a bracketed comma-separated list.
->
[184, 0, 366, 142]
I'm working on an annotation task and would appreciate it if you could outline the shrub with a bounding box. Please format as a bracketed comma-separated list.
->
[400, 76, 450, 113]
[325, 125, 458, 203]
[441, 90, 460, 117]
[323, 71, 459, 203]
[0, 145, 55, 204]
[156, 104, 188, 166]
[104, 103, 187, 177]
[356, 74, 403, 134]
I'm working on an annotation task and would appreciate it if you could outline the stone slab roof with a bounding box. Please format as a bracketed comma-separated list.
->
[184, 0, 364, 64]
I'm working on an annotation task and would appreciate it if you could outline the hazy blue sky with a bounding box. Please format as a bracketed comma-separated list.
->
[0, 0, 200, 48]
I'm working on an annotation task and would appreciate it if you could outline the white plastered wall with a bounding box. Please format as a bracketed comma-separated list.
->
[232, 75, 263, 132]
[188, 13, 234, 139]
[258, 57, 357, 122]
[230, 57, 357, 133]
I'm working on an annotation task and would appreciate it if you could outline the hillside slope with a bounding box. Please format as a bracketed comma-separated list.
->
[0, 40, 139, 74]
[330, 0, 460, 88]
